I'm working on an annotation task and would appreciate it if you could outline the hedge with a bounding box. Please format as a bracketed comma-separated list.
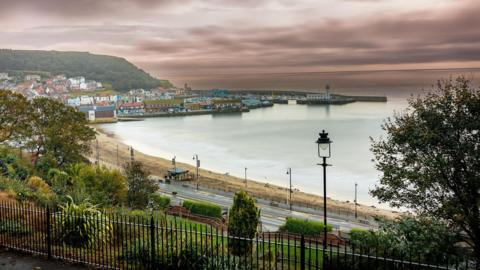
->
[279, 217, 333, 236]
[149, 194, 170, 209]
[182, 200, 222, 218]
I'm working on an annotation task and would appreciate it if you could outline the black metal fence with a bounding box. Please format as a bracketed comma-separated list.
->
[0, 202, 476, 270]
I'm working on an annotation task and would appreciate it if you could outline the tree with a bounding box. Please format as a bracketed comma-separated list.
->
[370, 77, 480, 263]
[350, 216, 464, 264]
[27, 97, 95, 166]
[0, 90, 31, 143]
[124, 161, 158, 209]
[228, 191, 260, 255]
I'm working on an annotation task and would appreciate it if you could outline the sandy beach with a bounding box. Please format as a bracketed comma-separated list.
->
[92, 126, 399, 220]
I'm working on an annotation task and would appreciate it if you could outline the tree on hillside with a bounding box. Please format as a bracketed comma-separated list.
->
[350, 216, 464, 264]
[370, 76, 480, 263]
[124, 161, 158, 209]
[0, 90, 31, 143]
[228, 191, 260, 255]
[27, 97, 96, 166]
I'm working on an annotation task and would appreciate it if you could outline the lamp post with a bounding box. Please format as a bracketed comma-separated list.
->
[354, 182, 358, 219]
[193, 154, 200, 190]
[244, 167, 247, 188]
[316, 130, 332, 269]
[286, 168, 292, 211]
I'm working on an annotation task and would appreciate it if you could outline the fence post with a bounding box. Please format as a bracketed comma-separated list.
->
[150, 216, 156, 269]
[46, 206, 52, 260]
[300, 234, 305, 270]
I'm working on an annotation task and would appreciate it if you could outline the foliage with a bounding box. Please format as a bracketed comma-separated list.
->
[124, 161, 158, 209]
[149, 193, 170, 210]
[0, 177, 32, 201]
[56, 196, 111, 247]
[0, 147, 31, 180]
[279, 217, 333, 236]
[0, 220, 32, 236]
[0, 49, 172, 91]
[34, 154, 58, 179]
[27, 176, 56, 206]
[228, 191, 260, 256]
[63, 163, 127, 206]
[27, 98, 96, 167]
[349, 216, 465, 264]
[370, 77, 480, 261]
[183, 200, 222, 218]
[0, 90, 31, 143]
[120, 236, 216, 269]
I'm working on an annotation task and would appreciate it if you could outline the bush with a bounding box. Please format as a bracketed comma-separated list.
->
[149, 194, 170, 210]
[183, 200, 222, 218]
[279, 217, 333, 236]
[64, 163, 127, 207]
[56, 197, 111, 247]
[124, 161, 158, 209]
[0, 220, 32, 236]
[228, 191, 260, 256]
[27, 176, 56, 206]
[120, 237, 213, 269]
[0, 177, 32, 201]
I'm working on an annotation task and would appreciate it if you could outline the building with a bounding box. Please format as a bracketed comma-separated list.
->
[306, 85, 331, 101]
[212, 99, 242, 111]
[25, 74, 41, 81]
[144, 99, 183, 113]
[118, 102, 145, 115]
[67, 97, 81, 107]
[80, 95, 94, 105]
[78, 105, 116, 122]
[68, 76, 86, 89]
[0, 73, 9, 80]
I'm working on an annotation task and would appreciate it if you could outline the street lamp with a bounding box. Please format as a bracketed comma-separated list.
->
[354, 182, 358, 219]
[244, 167, 248, 188]
[286, 168, 293, 211]
[193, 154, 200, 190]
[316, 129, 332, 269]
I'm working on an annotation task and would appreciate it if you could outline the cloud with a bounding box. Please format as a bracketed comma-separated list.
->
[0, 0, 479, 89]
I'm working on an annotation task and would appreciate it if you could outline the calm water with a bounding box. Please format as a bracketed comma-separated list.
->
[100, 96, 411, 206]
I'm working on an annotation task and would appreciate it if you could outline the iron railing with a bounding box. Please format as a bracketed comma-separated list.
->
[0, 202, 476, 270]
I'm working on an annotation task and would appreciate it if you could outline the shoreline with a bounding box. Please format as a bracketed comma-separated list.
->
[92, 126, 400, 220]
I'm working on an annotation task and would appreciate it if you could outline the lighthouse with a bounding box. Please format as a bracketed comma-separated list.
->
[325, 84, 331, 100]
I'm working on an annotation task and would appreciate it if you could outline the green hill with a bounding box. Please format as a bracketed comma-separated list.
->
[0, 49, 172, 91]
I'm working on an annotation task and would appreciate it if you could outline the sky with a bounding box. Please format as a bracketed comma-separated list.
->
[1, 0, 480, 90]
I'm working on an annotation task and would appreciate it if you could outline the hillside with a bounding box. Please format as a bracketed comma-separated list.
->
[0, 49, 172, 91]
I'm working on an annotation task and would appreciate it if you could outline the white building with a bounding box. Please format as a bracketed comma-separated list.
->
[67, 97, 81, 107]
[25, 74, 41, 81]
[68, 76, 86, 89]
[0, 73, 9, 80]
[306, 85, 331, 101]
[80, 95, 94, 105]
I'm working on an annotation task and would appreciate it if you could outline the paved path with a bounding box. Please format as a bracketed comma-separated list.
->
[0, 249, 86, 270]
[157, 181, 377, 232]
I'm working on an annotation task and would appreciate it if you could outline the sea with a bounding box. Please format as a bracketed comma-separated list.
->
[100, 68, 480, 207]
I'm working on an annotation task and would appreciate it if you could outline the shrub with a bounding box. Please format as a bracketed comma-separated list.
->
[56, 196, 111, 247]
[183, 200, 222, 218]
[149, 194, 170, 210]
[27, 176, 56, 206]
[228, 191, 260, 256]
[63, 163, 127, 207]
[124, 161, 158, 209]
[279, 217, 333, 236]
[0, 220, 32, 236]
[0, 177, 32, 201]
[120, 237, 213, 269]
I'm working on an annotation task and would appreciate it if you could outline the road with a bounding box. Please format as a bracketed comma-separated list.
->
[157, 180, 377, 232]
